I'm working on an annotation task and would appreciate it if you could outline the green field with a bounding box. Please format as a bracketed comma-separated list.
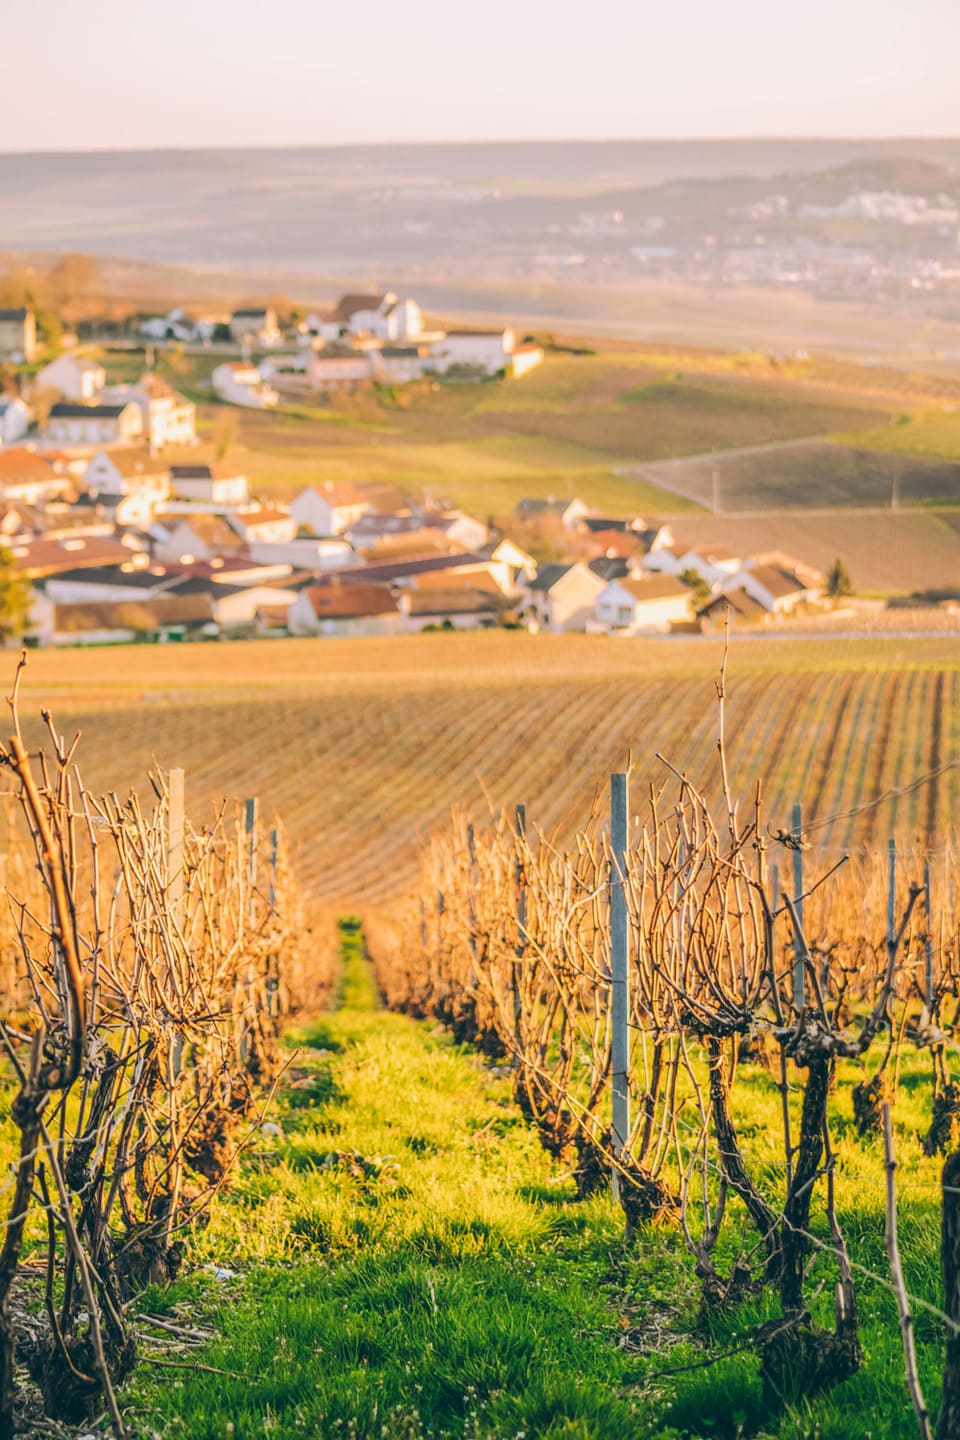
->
[100, 344, 901, 519]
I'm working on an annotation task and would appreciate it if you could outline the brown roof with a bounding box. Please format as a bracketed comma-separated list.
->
[53, 595, 214, 634]
[170, 463, 245, 483]
[235, 507, 291, 528]
[618, 576, 689, 602]
[414, 569, 503, 595]
[160, 514, 244, 552]
[406, 587, 504, 617]
[0, 449, 57, 485]
[747, 565, 810, 599]
[702, 589, 768, 621]
[305, 581, 398, 620]
[363, 532, 458, 562]
[89, 448, 171, 480]
[11, 536, 138, 577]
[332, 294, 389, 322]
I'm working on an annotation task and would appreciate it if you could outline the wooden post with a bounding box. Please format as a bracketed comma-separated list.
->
[792, 802, 804, 1012]
[940, 1150, 960, 1439]
[610, 773, 630, 1198]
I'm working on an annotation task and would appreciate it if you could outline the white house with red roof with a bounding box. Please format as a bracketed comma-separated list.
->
[290, 482, 372, 537]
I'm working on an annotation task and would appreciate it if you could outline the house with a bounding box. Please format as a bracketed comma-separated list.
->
[229, 308, 280, 346]
[152, 514, 245, 563]
[507, 342, 545, 378]
[287, 580, 402, 638]
[0, 449, 67, 505]
[643, 543, 742, 589]
[400, 587, 506, 632]
[376, 345, 432, 384]
[290, 483, 371, 537]
[699, 588, 770, 627]
[82, 449, 171, 529]
[101, 375, 196, 448]
[10, 536, 142, 581]
[306, 349, 376, 392]
[44, 402, 143, 447]
[0, 309, 36, 362]
[33, 594, 216, 647]
[36, 356, 106, 402]
[519, 563, 607, 633]
[40, 560, 174, 606]
[324, 551, 498, 589]
[358, 530, 460, 564]
[199, 581, 300, 630]
[591, 575, 692, 635]
[140, 308, 200, 343]
[0, 397, 30, 445]
[421, 511, 489, 552]
[589, 556, 631, 583]
[728, 561, 824, 616]
[476, 537, 537, 593]
[322, 293, 422, 342]
[212, 362, 278, 409]
[229, 508, 297, 546]
[514, 496, 591, 531]
[428, 328, 512, 376]
[246, 536, 353, 571]
[85, 448, 171, 497]
[170, 463, 249, 506]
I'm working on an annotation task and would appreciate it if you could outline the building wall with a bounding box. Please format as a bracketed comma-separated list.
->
[509, 347, 544, 379]
[172, 475, 249, 505]
[38, 357, 105, 401]
[0, 400, 30, 444]
[0, 314, 36, 361]
[46, 409, 141, 446]
[290, 489, 368, 536]
[306, 354, 374, 390]
[428, 331, 513, 375]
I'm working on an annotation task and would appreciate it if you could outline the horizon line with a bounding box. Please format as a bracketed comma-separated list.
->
[1, 133, 959, 160]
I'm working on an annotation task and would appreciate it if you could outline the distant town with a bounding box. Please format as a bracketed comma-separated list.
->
[0, 289, 946, 648]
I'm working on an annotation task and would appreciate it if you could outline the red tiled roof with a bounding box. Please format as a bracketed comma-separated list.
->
[305, 581, 398, 620]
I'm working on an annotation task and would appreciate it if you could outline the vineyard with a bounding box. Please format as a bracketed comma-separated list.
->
[1, 633, 960, 1437]
[14, 633, 960, 902]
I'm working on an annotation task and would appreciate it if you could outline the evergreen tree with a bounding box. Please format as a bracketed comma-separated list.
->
[827, 557, 853, 598]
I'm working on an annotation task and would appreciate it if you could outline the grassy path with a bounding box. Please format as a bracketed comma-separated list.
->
[128, 923, 947, 1440]
[130, 924, 649, 1439]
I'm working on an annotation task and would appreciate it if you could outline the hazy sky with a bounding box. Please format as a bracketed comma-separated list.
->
[1, 0, 957, 152]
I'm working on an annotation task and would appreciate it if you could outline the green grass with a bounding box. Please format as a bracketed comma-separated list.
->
[838, 406, 960, 466]
[127, 921, 653, 1438]
[109, 343, 893, 519]
[115, 921, 950, 1439]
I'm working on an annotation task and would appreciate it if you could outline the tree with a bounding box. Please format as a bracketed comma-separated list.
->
[0, 547, 33, 644]
[827, 557, 853, 599]
[678, 567, 712, 607]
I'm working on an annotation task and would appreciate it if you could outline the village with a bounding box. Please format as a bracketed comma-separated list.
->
[0, 294, 838, 647]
